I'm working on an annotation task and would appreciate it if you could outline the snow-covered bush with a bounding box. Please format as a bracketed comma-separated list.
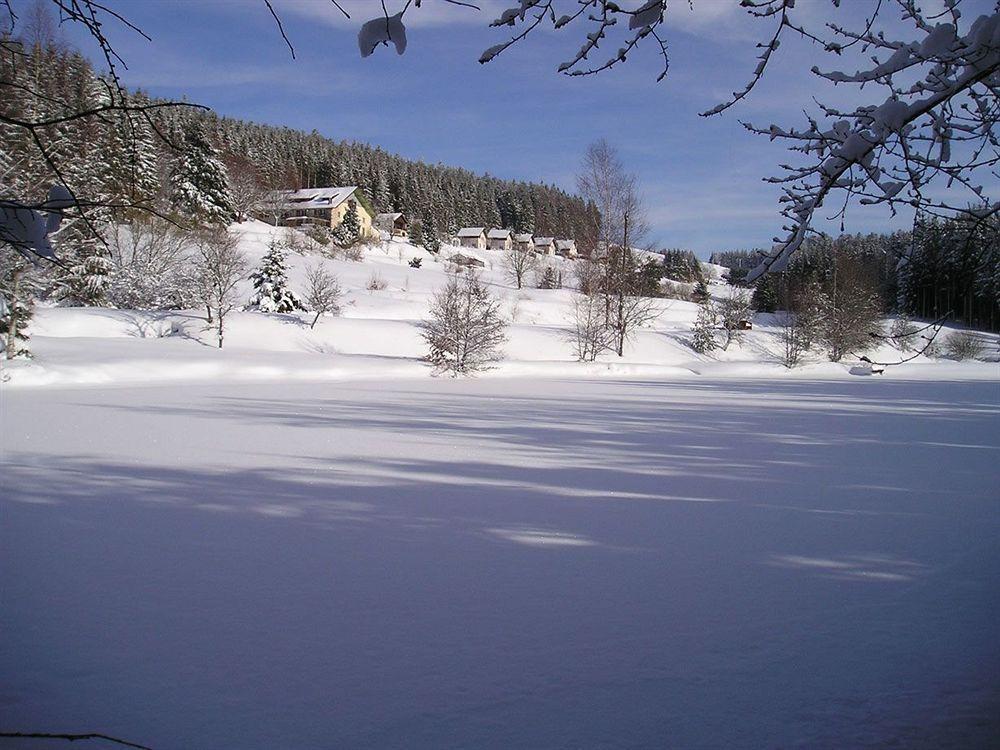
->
[944, 331, 986, 361]
[249, 240, 305, 313]
[716, 290, 753, 350]
[421, 272, 507, 375]
[537, 265, 559, 290]
[105, 220, 198, 310]
[366, 271, 388, 291]
[690, 300, 718, 354]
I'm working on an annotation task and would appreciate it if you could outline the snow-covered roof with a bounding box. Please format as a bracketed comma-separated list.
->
[487, 228, 512, 240]
[533, 236, 555, 245]
[514, 233, 533, 243]
[556, 239, 576, 249]
[375, 212, 403, 222]
[271, 186, 359, 211]
[457, 227, 486, 238]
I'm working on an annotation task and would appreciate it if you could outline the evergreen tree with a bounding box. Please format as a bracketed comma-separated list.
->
[170, 123, 233, 225]
[751, 274, 779, 312]
[421, 209, 440, 253]
[332, 202, 361, 247]
[249, 239, 305, 313]
[691, 300, 718, 353]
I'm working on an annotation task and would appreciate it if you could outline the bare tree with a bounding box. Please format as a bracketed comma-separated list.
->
[577, 140, 658, 356]
[503, 245, 536, 289]
[567, 291, 611, 362]
[194, 229, 248, 348]
[225, 157, 268, 223]
[303, 263, 342, 329]
[816, 265, 882, 362]
[421, 272, 507, 375]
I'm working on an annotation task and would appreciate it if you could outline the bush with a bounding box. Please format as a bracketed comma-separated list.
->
[366, 271, 388, 291]
[304, 224, 330, 247]
[944, 330, 986, 360]
[408, 257, 423, 269]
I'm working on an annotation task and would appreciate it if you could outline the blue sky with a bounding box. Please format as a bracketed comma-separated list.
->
[58, 0, 993, 256]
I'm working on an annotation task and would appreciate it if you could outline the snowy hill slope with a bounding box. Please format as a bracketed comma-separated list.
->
[4, 221, 996, 387]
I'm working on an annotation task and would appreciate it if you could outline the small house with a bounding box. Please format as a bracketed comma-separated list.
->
[555, 239, 578, 258]
[487, 228, 513, 252]
[267, 186, 376, 238]
[514, 233, 534, 253]
[456, 227, 488, 250]
[533, 237, 556, 256]
[375, 212, 409, 238]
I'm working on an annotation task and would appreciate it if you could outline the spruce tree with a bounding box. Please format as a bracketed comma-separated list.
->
[751, 275, 779, 312]
[170, 124, 234, 225]
[249, 239, 305, 313]
[332, 202, 361, 247]
[691, 300, 719, 353]
[421, 210, 440, 253]
[408, 218, 423, 246]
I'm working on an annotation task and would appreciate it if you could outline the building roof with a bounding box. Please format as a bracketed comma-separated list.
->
[514, 233, 534, 243]
[487, 228, 512, 240]
[457, 227, 486, 238]
[375, 212, 404, 222]
[533, 236, 555, 245]
[271, 186, 359, 211]
[556, 239, 577, 249]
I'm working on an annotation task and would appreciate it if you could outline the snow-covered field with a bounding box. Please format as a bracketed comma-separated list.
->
[2, 222, 999, 748]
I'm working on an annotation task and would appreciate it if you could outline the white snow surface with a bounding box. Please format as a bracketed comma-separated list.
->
[3, 377, 999, 748]
[2, 221, 999, 748]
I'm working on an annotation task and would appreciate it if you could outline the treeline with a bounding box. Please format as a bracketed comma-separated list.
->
[1, 36, 597, 248]
[717, 219, 999, 332]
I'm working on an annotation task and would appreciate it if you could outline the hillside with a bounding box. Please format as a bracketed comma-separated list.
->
[4, 221, 995, 388]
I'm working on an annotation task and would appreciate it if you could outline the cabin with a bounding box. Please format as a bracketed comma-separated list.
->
[487, 228, 513, 252]
[555, 239, 578, 259]
[456, 227, 488, 250]
[533, 236, 556, 256]
[514, 233, 534, 253]
[267, 186, 376, 238]
[375, 212, 409, 238]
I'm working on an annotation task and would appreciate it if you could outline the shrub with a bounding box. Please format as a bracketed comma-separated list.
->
[944, 330, 986, 360]
[408, 257, 423, 269]
[366, 271, 388, 291]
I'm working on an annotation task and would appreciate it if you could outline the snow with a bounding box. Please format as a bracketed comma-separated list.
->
[3, 376, 999, 748]
[2, 221, 998, 747]
[2, 220, 995, 388]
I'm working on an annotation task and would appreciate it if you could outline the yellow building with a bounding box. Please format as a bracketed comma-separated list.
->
[268, 186, 376, 238]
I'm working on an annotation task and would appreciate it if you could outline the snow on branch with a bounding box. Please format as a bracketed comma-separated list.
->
[744, 8, 1000, 281]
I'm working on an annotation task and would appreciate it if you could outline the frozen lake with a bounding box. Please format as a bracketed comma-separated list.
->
[3, 376, 999, 749]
